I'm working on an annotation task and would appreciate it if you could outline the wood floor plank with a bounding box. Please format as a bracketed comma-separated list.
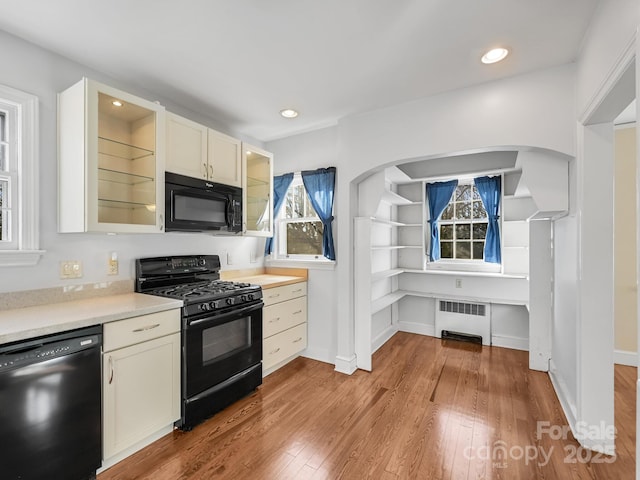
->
[98, 333, 636, 480]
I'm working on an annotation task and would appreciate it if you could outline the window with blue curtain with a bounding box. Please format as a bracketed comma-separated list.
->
[427, 176, 501, 265]
[267, 167, 336, 262]
[473, 175, 501, 264]
[426, 179, 458, 261]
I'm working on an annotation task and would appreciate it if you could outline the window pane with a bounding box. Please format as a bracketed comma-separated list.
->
[473, 223, 487, 240]
[473, 200, 487, 219]
[455, 223, 470, 240]
[473, 241, 484, 260]
[455, 185, 471, 202]
[0, 144, 5, 171]
[473, 187, 481, 200]
[455, 242, 471, 259]
[440, 241, 453, 258]
[455, 202, 471, 219]
[286, 221, 323, 255]
[0, 180, 6, 241]
[441, 203, 453, 220]
[0, 112, 5, 141]
[440, 224, 453, 240]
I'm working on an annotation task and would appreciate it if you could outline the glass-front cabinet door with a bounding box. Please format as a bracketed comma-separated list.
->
[58, 78, 165, 233]
[242, 144, 273, 236]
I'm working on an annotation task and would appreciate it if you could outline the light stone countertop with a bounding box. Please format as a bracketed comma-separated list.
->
[0, 293, 182, 345]
[233, 274, 307, 289]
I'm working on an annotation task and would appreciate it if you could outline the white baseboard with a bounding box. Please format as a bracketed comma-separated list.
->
[398, 321, 435, 337]
[548, 359, 578, 438]
[99, 424, 174, 473]
[614, 349, 637, 366]
[334, 354, 357, 375]
[492, 334, 529, 351]
[372, 324, 398, 354]
[301, 346, 333, 365]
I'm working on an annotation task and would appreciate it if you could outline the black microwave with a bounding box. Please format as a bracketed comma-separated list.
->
[165, 172, 242, 233]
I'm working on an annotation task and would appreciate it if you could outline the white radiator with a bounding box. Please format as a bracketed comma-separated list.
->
[435, 300, 491, 345]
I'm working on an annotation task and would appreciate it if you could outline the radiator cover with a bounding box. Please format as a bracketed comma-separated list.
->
[435, 300, 491, 346]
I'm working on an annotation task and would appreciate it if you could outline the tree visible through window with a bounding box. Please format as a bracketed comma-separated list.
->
[278, 177, 324, 257]
[439, 183, 488, 260]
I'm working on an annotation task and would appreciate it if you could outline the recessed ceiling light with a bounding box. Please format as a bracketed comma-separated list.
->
[280, 108, 299, 118]
[481, 47, 509, 64]
[112, 100, 123, 107]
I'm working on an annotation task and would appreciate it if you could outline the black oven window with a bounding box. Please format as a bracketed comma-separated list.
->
[202, 317, 251, 364]
[175, 194, 226, 223]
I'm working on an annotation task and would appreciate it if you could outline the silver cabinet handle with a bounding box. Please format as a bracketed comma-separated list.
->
[108, 356, 114, 385]
[292, 289, 303, 294]
[159, 214, 164, 231]
[293, 337, 303, 343]
[268, 293, 280, 299]
[269, 348, 281, 355]
[292, 310, 302, 315]
[132, 323, 160, 333]
[209, 164, 214, 178]
[268, 317, 281, 323]
[202, 163, 208, 178]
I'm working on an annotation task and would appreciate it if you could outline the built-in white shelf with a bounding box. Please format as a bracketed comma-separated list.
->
[371, 291, 406, 315]
[371, 269, 404, 282]
[380, 189, 420, 206]
[371, 217, 422, 228]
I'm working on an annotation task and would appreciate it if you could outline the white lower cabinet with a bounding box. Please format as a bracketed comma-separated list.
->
[262, 283, 307, 373]
[102, 309, 181, 461]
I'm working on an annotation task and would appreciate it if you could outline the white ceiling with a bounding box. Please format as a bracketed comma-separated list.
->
[0, 0, 600, 142]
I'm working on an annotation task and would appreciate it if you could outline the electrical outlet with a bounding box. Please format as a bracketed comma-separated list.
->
[108, 252, 118, 275]
[250, 250, 257, 263]
[227, 252, 234, 265]
[455, 279, 462, 288]
[60, 260, 83, 279]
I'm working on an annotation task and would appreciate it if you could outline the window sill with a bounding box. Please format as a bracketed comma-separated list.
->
[266, 258, 336, 271]
[404, 268, 527, 280]
[0, 250, 45, 267]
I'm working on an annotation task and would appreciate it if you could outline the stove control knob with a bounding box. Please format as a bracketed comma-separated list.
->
[209, 301, 218, 309]
[240, 295, 247, 302]
[247, 293, 254, 301]
[226, 297, 234, 306]
[199, 304, 209, 311]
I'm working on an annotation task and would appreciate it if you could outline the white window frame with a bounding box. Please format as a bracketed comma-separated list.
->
[426, 178, 501, 274]
[0, 83, 43, 266]
[266, 173, 335, 270]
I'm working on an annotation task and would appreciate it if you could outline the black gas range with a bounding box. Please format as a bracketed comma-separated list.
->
[136, 255, 263, 430]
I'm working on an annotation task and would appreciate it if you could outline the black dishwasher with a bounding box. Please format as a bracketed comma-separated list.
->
[0, 325, 102, 480]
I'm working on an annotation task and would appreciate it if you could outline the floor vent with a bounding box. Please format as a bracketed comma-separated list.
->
[442, 330, 483, 345]
[439, 300, 486, 316]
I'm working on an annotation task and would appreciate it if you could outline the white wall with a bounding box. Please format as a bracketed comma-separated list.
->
[268, 65, 577, 373]
[266, 126, 339, 364]
[0, 29, 265, 294]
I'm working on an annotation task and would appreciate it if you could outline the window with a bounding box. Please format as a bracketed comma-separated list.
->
[439, 183, 488, 260]
[0, 83, 42, 266]
[277, 175, 324, 258]
[426, 175, 502, 271]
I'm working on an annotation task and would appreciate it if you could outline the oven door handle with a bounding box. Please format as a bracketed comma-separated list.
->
[187, 302, 263, 327]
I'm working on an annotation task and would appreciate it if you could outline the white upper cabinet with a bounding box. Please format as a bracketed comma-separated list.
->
[165, 112, 208, 179]
[242, 143, 273, 237]
[208, 129, 242, 187]
[58, 78, 166, 233]
[166, 112, 242, 187]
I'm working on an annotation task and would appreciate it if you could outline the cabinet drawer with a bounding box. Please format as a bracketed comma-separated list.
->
[263, 296, 307, 338]
[263, 323, 307, 370]
[262, 282, 307, 306]
[104, 309, 181, 352]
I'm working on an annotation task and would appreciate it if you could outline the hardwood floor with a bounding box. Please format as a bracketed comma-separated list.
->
[98, 333, 636, 479]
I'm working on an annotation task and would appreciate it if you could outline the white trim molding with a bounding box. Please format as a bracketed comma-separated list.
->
[0, 83, 43, 266]
[613, 349, 637, 367]
[334, 354, 357, 375]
